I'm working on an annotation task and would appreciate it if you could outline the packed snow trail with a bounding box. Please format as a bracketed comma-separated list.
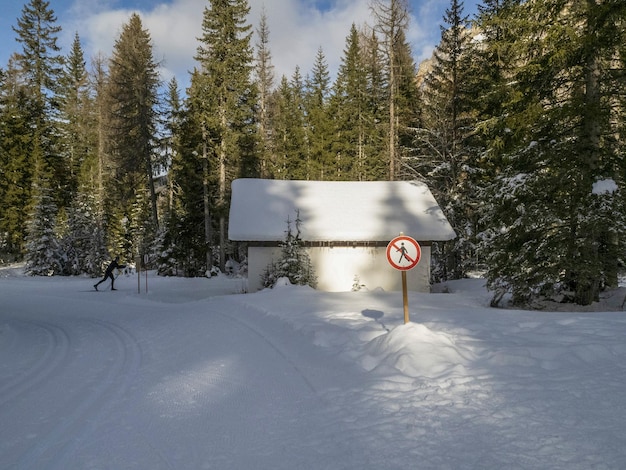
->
[2, 273, 626, 469]
[0, 277, 369, 469]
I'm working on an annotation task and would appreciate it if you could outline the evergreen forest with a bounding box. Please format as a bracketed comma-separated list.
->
[1, 0, 625, 307]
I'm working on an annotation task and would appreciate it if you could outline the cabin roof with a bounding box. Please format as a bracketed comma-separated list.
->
[228, 179, 456, 242]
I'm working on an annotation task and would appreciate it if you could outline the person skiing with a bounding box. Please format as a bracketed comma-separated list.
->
[94, 256, 126, 291]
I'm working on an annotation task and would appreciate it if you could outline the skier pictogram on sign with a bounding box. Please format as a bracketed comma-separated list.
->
[386, 235, 421, 271]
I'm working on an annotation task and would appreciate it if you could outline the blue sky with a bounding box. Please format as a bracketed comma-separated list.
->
[1, 0, 481, 90]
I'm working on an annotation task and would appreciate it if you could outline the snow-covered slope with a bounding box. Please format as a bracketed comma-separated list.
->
[1, 269, 626, 469]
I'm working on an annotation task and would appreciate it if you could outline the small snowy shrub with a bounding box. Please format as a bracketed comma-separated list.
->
[352, 275, 365, 292]
[261, 211, 316, 289]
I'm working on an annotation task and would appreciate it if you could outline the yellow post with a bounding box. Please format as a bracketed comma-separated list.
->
[143, 254, 148, 293]
[402, 271, 409, 324]
[136, 256, 141, 294]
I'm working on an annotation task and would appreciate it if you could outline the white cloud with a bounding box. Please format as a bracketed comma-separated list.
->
[140, 0, 206, 83]
[62, 0, 451, 90]
[62, 0, 202, 86]
[249, 0, 372, 81]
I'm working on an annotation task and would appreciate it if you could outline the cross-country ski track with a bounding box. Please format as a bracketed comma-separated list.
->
[1, 278, 368, 469]
[2, 270, 626, 469]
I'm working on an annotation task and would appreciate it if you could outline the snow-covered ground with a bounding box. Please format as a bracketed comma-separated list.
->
[2, 266, 626, 469]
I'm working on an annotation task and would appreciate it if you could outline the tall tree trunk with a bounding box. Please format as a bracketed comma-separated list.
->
[371, 0, 410, 181]
[389, 59, 396, 181]
[147, 162, 159, 231]
[575, 0, 605, 304]
[218, 107, 227, 272]
[202, 128, 213, 273]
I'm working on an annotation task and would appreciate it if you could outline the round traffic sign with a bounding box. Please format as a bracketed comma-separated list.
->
[386, 236, 421, 271]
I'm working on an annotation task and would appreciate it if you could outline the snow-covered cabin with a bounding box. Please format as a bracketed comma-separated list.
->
[228, 179, 456, 293]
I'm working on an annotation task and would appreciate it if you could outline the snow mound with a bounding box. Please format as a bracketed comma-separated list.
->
[273, 277, 293, 288]
[592, 178, 618, 195]
[0, 261, 26, 277]
[361, 322, 473, 378]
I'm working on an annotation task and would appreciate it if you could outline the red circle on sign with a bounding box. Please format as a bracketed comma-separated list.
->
[386, 236, 421, 271]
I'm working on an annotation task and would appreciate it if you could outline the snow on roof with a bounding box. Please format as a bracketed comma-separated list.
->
[228, 179, 456, 242]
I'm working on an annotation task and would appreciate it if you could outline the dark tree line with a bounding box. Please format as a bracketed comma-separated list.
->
[0, 0, 624, 306]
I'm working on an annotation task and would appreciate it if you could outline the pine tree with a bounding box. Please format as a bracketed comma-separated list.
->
[90, 53, 110, 210]
[412, 0, 475, 280]
[304, 48, 333, 180]
[464, 1, 523, 278]
[154, 78, 186, 277]
[105, 13, 161, 260]
[5, 0, 64, 258]
[470, 0, 521, 161]
[12, 0, 65, 205]
[58, 33, 95, 204]
[329, 24, 363, 180]
[393, 28, 421, 182]
[482, 0, 626, 306]
[24, 179, 62, 276]
[12, 0, 63, 99]
[165, 69, 209, 275]
[271, 73, 307, 179]
[254, 9, 275, 178]
[193, 0, 258, 271]
[617, 7, 626, 228]
[360, 28, 388, 180]
[370, 0, 411, 180]
[262, 211, 316, 288]
[329, 24, 379, 181]
[60, 189, 107, 276]
[0, 59, 37, 256]
[161, 77, 182, 216]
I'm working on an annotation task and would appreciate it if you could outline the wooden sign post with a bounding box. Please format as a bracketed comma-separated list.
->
[386, 234, 421, 324]
[136, 255, 141, 293]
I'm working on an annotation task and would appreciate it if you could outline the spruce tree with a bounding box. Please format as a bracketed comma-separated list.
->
[254, 9, 275, 178]
[329, 25, 363, 180]
[360, 28, 388, 180]
[271, 73, 307, 179]
[90, 53, 110, 212]
[154, 78, 185, 276]
[370, 0, 411, 180]
[161, 77, 182, 215]
[12, 0, 65, 205]
[262, 211, 316, 288]
[0, 60, 37, 256]
[60, 189, 107, 276]
[5, 0, 64, 259]
[393, 28, 420, 179]
[329, 24, 379, 181]
[105, 13, 161, 260]
[413, 0, 475, 280]
[470, 0, 521, 161]
[482, 0, 626, 306]
[24, 179, 62, 276]
[166, 69, 209, 275]
[58, 33, 95, 203]
[193, 0, 258, 271]
[304, 48, 333, 180]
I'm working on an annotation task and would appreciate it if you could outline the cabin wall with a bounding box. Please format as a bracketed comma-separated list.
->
[247, 246, 282, 292]
[247, 245, 432, 293]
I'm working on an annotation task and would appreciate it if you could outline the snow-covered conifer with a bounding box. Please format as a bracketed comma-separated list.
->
[25, 181, 62, 276]
[262, 211, 316, 289]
